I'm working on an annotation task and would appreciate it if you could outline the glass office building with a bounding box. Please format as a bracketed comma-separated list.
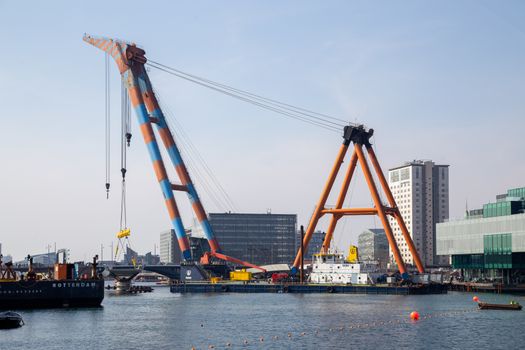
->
[209, 212, 297, 266]
[295, 230, 325, 261]
[436, 187, 525, 284]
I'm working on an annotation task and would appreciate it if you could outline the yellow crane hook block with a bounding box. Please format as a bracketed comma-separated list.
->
[117, 228, 131, 239]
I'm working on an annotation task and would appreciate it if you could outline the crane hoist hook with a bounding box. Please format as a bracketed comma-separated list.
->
[126, 132, 132, 147]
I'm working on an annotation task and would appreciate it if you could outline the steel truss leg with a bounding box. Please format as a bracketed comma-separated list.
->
[354, 144, 407, 276]
[321, 151, 358, 253]
[292, 143, 350, 270]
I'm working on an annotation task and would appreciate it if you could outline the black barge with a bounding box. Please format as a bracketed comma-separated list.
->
[0, 279, 105, 309]
[0, 254, 104, 309]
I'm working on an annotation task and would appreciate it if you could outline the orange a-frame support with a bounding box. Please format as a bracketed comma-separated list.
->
[292, 125, 424, 278]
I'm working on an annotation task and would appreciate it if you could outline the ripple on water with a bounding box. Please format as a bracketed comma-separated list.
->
[1, 289, 524, 350]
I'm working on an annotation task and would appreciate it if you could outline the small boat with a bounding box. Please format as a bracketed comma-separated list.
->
[478, 302, 522, 311]
[0, 311, 24, 329]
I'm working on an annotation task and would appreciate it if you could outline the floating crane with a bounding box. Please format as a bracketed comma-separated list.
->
[83, 34, 264, 273]
[85, 35, 423, 280]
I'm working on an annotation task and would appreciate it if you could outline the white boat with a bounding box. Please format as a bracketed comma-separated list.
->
[309, 250, 382, 285]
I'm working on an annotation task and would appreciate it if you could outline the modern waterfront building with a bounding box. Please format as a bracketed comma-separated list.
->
[388, 160, 449, 268]
[209, 212, 297, 266]
[142, 252, 161, 266]
[120, 246, 160, 266]
[295, 230, 325, 261]
[437, 187, 525, 284]
[122, 247, 139, 265]
[357, 229, 389, 268]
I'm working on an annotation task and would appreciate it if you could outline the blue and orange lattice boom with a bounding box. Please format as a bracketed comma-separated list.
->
[83, 34, 221, 260]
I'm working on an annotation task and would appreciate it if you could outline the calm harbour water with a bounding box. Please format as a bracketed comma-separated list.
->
[2, 287, 525, 350]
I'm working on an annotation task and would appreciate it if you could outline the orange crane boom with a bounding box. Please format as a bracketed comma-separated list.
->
[200, 252, 267, 272]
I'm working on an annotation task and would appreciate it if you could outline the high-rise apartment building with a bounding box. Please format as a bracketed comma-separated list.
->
[388, 160, 449, 268]
[160, 230, 177, 264]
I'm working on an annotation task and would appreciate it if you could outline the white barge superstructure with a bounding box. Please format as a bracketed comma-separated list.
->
[309, 250, 382, 285]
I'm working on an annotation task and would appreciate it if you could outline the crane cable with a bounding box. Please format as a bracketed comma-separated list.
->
[148, 60, 347, 124]
[145, 61, 348, 133]
[120, 77, 130, 220]
[155, 89, 238, 212]
[104, 52, 111, 199]
[115, 79, 134, 264]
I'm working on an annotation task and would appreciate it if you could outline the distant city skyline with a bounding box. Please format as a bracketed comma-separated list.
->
[1, 1, 524, 261]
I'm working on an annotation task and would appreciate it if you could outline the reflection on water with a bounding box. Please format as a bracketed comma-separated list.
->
[2, 288, 525, 349]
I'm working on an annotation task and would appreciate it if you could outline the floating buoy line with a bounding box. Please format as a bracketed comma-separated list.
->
[188, 307, 481, 349]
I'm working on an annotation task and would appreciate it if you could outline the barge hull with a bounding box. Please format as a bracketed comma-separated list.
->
[0, 280, 105, 309]
[170, 283, 447, 295]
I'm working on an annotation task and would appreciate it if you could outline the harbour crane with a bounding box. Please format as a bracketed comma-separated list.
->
[83, 34, 264, 273]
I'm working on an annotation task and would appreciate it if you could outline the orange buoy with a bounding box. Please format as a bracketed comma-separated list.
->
[473, 296, 479, 302]
[410, 311, 420, 321]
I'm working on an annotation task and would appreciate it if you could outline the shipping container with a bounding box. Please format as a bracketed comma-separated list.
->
[229, 270, 252, 281]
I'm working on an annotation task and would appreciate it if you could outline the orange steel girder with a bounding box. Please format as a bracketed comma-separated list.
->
[366, 146, 425, 273]
[320, 151, 358, 253]
[292, 125, 424, 276]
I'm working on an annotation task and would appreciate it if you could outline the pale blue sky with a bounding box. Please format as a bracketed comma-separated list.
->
[0, 1, 524, 261]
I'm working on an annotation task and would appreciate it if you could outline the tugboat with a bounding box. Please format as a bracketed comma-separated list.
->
[0, 311, 24, 329]
[0, 254, 104, 309]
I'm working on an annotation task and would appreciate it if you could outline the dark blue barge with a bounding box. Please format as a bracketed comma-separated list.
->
[170, 283, 447, 295]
